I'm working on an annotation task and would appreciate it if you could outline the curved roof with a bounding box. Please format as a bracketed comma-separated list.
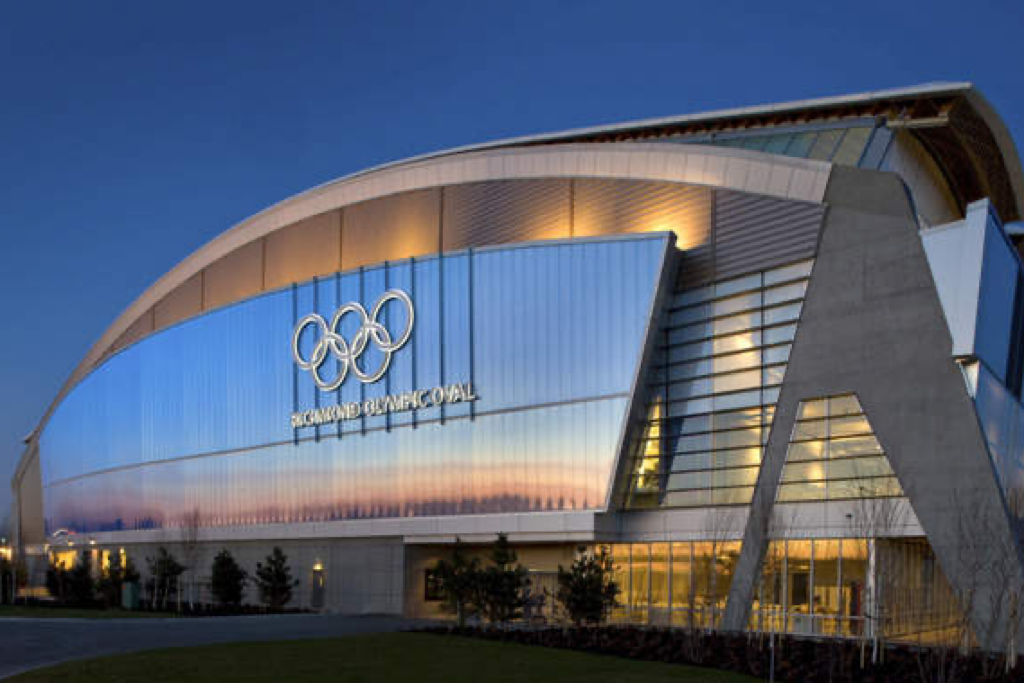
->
[22, 82, 1024, 450]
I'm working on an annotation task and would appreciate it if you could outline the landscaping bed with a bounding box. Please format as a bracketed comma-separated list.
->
[418, 625, 1024, 683]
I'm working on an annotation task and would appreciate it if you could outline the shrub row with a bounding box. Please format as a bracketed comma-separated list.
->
[417, 625, 1024, 683]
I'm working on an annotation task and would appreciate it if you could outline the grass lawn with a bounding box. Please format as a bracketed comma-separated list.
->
[8, 632, 760, 682]
[0, 604, 175, 619]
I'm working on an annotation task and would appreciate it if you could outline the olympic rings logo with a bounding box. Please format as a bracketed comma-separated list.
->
[292, 289, 414, 390]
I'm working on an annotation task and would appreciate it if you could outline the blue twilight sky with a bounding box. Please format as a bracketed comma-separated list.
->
[1, 1, 1023, 519]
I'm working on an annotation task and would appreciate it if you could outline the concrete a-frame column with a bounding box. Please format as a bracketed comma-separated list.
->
[722, 166, 1023, 649]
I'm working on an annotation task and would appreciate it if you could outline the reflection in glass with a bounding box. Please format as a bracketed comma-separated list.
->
[671, 542, 692, 613]
[651, 543, 670, 609]
[778, 394, 903, 503]
[630, 544, 650, 618]
[749, 537, 963, 641]
[628, 259, 814, 509]
[42, 236, 668, 533]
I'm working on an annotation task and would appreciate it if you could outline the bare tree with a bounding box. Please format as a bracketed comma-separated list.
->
[179, 507, 202, 610]
[986, 526, 1024, 675]
[846, 490, 910, 665]
[699, 506, 742, 630]
[946, 492, 1024, 677]
[1004, 485, 1024, 535]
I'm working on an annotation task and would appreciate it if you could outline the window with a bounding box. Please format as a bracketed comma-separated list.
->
[628, 260, 813, 508]
[424, 568, 444, 602]
[778, 394, 903, 503]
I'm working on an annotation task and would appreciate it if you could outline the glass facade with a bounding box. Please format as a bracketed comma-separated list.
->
[966, 207, 1024, 510]
[753, 538, 961, 643]
[606, 540, 741, 628]
[626, 259, 813, 508]
[926, 203, 1024, 510]
[975, 208, 1022, 388]
[41, 235, 669, 533]
[778, 394, 903, 503]
[676, 122, 886, 168]
[975, 363, 1024, 508]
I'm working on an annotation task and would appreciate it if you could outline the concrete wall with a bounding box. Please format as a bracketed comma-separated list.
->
[13, 442, 44, 548]
[723, 166, 1024, 649]
[118, 537, 404, 614]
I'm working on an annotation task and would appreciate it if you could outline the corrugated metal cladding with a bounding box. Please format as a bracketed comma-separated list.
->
[442, 179, 571, 251]
[131, 179, 820, 357]
[678, 190, 825, 288]
[342, 188, 440, 270]
[573, 179, 712, 249]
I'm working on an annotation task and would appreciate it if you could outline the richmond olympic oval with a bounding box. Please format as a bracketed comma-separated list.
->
[12, 82, 1024, 646]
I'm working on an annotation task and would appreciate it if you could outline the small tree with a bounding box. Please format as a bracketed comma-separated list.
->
[14, 557, 28, 599]
[67, 551, 95, 606]
[556, 547, 620, 626]
[0, 556, 13, 605]
[254, 547, 298, 611]
[432, 538, 481, 627]
[480, 533, 528, 625]
[45, 559, 69, 602]
[147, 546, 185, 610]
[211, 549, 247, 609]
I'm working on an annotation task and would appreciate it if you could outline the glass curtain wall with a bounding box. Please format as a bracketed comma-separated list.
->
[609, 536, 961, 640]
[778, 394, 903, 502]
[607, 540, 740, 628]
[42, 235, 668, 533]
[676, 122, 883, 167]
[752, 538, 961, 643]
[626, 259, 814, 509]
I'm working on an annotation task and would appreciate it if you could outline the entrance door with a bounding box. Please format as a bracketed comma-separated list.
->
[311, 564, 325, 610]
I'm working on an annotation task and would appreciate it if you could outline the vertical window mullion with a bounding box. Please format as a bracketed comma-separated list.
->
[782, 539, 789, 633]
[809, 538, 816, 631]
[837, 537, 843, 636]
[667, 541, 673, 615]
[647, 543, 652, 619]
[627, 544, 633, 614]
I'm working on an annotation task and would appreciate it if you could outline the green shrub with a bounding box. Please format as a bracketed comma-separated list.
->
[67, 551, 95, 606]
[254, 547, 298, 611]
[479, 533, 528, 625]
[431, 538, 482, 627]
[211, 549, 247, 609]
[556, 547, 620, 625]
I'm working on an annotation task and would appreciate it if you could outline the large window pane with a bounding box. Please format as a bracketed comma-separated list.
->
[611, 545, 631, 616]
[778, 481, 827, 502]
[786, 540, 812, 634]
[671, 542, 692, 610]
[627, 256, 813, 510]
[828, 435, 882, 458]
[830, 415, 872, 437]
[651, 543, 670, 609]
[693, 542, 716, 626]
[787, 440, 826, 461]
[631, 544, 650, 615]
[813, 540, 842, 635]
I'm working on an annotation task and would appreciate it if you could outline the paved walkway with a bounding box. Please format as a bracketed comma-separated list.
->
[0, 613, 415, 679]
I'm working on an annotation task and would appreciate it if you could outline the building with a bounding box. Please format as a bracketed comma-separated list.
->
[11, 82, 1024, 646]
